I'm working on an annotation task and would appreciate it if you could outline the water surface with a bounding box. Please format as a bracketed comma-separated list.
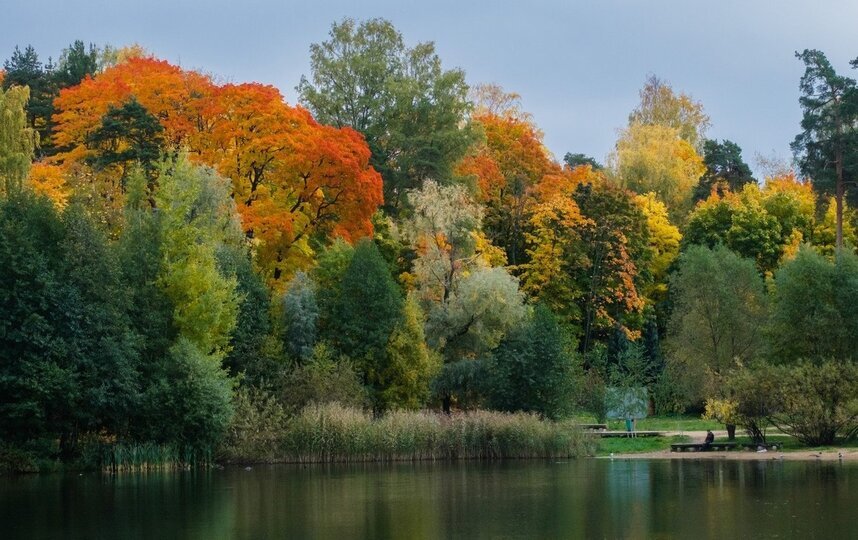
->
[2, 459, 855, 539]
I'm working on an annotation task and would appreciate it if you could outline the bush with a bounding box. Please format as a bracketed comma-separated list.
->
[278, 343, 368, 414]
[769, 360, 858, 445]
[729, 360, 858, 446]
[219, 387, 288, 463]
[726, 364, 781, 444]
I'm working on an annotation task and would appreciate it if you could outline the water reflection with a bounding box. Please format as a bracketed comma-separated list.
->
[2, 460, 855, 539]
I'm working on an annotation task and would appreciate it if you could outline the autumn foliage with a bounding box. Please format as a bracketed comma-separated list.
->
[51, 56, 383, 280]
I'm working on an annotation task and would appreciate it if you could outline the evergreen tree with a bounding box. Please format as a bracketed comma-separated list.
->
[488, 305, 576, 419]
[218, 245, 272, 381]
[85, 97, 165, 182]
[54, 40, 99, 89]
[325, 238, 403, 399]
[792, 49, 858, 248]
[694, 139, 755, 200]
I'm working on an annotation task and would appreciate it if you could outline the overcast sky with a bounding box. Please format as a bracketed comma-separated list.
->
[6, 0, 858, 176]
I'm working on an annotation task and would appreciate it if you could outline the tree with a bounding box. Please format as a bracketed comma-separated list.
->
[119, 163, 241, 451]
[406, 182, 524, 361]
[791, 49, 858, 249]
[684, 180, 818, 274]
[523, 177, 650, 351]
[0, 191, 139, 453]
[813, 196, 858, 254]
[324, 238, 403, 401]
[425, 266, 527, 362]
[767, 360, 858, 446]
[0, 85, 37, 193]
[282, 272, 319, 362]
[54, 40, 99, 89]
[694, 139, 755, 201]
[53, 59, 385, 281]
[768, 246, 858, 362]
[458, 90, 558, 266]
[487, 305, 577, 419]
[380, 297, 441, 410]
[153, 157, 241, 357]
[210, 84, 383, 281]
[57, 204, 140, 451]
[564, 153, 602, 170]
[635, 193, 681, 304]
[628, 74, 710, 150]
[137, 337, 234, 451]
[2, 45, 54, 154]
[665, 245, 768, 406]
[278, 343, 367, 414]
[298, 18, 478, 213]
[611, 123, 705, 220]
[84, 97, 165, 182]
[218, 244, 272, 382]
[0, 190, 80, 443]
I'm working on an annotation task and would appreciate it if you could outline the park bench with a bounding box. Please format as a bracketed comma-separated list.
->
[670, 442, 738, 452]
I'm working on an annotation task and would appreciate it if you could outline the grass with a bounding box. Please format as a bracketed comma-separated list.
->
[99, 443, 214, 472]
[606, 415, 718, 432]
[595, 435, 690, 456]
[222, 403, 596, 464]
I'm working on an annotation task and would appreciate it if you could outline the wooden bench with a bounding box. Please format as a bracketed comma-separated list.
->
[670, 442, 738, 452]
[600, 431, 662, 438]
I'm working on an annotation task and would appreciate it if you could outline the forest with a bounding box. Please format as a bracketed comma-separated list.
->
[2, 19, 858, 470]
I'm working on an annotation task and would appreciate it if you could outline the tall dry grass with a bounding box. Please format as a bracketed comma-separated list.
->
[223, 402, 594, 464]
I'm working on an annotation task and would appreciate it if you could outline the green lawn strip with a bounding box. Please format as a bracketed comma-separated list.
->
[595, 435, 690, 456]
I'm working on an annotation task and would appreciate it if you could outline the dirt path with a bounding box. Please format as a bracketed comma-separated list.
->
[606, 448, 858, 461]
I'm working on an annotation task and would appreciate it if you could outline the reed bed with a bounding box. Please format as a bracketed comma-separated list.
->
[238, 402, 594, 464]
[93, 442, 213, 472]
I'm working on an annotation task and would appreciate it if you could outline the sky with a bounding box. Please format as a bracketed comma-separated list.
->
[5, 0, 858, 177]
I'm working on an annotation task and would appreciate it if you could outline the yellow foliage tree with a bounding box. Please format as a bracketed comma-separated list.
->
[611, 124, 705, 221]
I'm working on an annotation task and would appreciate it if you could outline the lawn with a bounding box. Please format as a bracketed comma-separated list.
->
[571, 413, 719, 433]
[594, 435, 690, 456]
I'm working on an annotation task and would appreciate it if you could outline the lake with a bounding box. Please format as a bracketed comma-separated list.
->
[2, 459, 855, 539]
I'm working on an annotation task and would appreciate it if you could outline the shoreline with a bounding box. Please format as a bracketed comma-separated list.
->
[603, 449, 858, 461]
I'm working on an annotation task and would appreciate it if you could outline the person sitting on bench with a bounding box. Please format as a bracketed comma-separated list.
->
[702, 430, 715, 449]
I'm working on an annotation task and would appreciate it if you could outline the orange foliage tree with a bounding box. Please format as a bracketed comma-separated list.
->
[457, 85, 562, 267]
[51, 57, 383, 282]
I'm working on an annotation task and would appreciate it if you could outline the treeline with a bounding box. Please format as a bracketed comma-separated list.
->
[2, 20, 858, 468]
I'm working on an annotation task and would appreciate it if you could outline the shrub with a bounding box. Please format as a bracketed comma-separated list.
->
[279, 343, 368, 414]
[219, 387, 288, 463]
[769, 360, 858, 445]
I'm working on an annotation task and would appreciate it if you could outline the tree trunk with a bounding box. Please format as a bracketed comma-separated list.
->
[836, 146, 844, 249]
[726, 424, 736, 441]
[442, 394, 452, 415]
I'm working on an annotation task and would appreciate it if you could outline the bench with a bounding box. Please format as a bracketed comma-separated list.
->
[670, 442, 738, 452]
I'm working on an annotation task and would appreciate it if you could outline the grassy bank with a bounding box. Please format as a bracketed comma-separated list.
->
[595, 436, 690, 456]
[220, 403, 595, 464]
